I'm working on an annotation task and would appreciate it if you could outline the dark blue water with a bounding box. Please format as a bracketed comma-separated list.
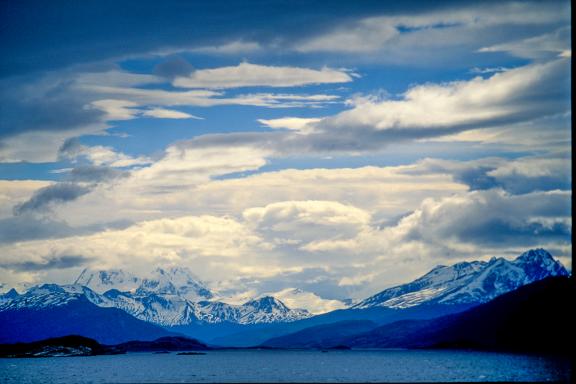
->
[0, 349, 570, 383]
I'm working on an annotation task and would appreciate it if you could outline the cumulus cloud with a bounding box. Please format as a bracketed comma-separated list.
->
[172, 62, 354, 88]
[244, 201, 371, 247]
[395, 189, 571, 250]
[2, 189, 570, 298]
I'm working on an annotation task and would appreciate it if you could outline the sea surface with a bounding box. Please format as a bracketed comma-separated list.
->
[0, 349, 570, 383]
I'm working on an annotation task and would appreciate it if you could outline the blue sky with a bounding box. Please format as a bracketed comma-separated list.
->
[0, 0, 571, 307]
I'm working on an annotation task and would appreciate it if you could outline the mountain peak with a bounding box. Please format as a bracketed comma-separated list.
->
[515, 248, 553, 263]
[75, 268, 140, 293]
[513, 248, 568, 281]
[354, 248, 567, 310]
[245, 296, 288, 311]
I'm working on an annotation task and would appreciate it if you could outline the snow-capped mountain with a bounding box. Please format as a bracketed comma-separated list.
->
[0, 284, 107, 311]
[136, 267, 213, 301]
[75, 267, 213, 301]
[353, 248, 568, 309]
[75, 269, 141, 293]
[0, 270, 311, 327]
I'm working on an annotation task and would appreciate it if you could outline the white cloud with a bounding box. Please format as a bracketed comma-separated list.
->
[296, 2, 568, 54]
[83, 85, 339, 109]
[244, 201, 371, 248]
[263, 288, 347, 314]
[173, 62, 354, 88]
[258, 117, 322, 134]
[142, 108, 203, 119]
[479, 27, 571, 59]
[60, 141, 152, 168]
[89, 99, 140, 121]
[300, 59, 570, 153]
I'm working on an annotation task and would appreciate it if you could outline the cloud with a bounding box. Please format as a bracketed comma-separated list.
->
[68, 166, 129, 183]
[295, 2, 569, 57]
[479, 27, 571, 59]
[82, 85, 340, 109]
[181, 59, 569, 157]
[0, 187, 570, 298]
[395, 189, 571, 249]
[244, 201, 371, 247]
[188, 41, 261, 55]
[153, 56, 194, 78]
[60, 139, 152, 168]
[172, 62, 354, 88]
[258, 117, 322, 134]
[142, 108, 202, 119]
[263, 288, 347, 314]
[0, 180, 52, 218]
[403, 155, 571, 194]
[297, 58, 570, 153]
[1, 255, 92, 272]
[0, 216, 77, 244]
[13, 183, 91, 215]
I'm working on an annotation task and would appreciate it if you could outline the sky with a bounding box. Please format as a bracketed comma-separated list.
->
[0, 0, 571, 305]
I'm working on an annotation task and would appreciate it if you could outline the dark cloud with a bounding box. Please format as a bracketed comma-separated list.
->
[0, 216, 77, 243]
[154, 56, 194, 79]
[13, 183, 91, 215]
[402, 189, 571, 249]
[401, 156, 571, 195]
[0, 215, 134, 245]
[0, 76, 104, 140]
[1, 255, 92, 272]
[69, 166, 129, 182]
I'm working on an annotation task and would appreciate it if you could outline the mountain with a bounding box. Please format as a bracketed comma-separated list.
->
[251, 248, 568, 349]
[343, 276, 574, 354]
[0, 284, 177, 344]
[75, 269, 141, 293]
[76, 267, 213, 301]
[354, 249, 568, 309]
[261, 320, 377, 349]
[70, 267, 310, 326]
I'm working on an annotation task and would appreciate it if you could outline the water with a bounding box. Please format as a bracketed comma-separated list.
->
[0, 349, 570, 383]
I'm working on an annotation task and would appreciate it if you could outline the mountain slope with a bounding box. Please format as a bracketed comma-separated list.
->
[261, 320, 377, 348]
[345, 276, 574, 353]
[354, 249, 567, 309]
[0, 292, 177, 344]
